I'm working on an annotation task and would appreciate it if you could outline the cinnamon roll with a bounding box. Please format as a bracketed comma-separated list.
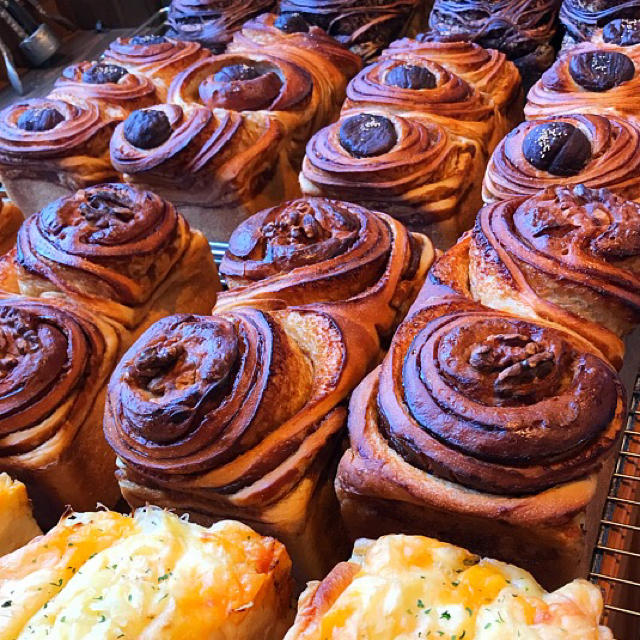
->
[49, 61, 158, 120]
[342, 56, 503, 154]
[483, 114, 640, 203]
[276, 0, 420, 60]
[0, 183, 219, 335]
[383, 34, 524, 126]
[560, 0, 640, 47]
[0, 98, 118, 216]
[470, 184, 640, 369]
[110, 104, 292, 240]
[215, 198, 435, 340]
[0, 296, 124, 528]
[525, 44, 640, 123]
[300, 112, 484, 247]
[104, 304, 381, 581]
[428, 0, 560, 86]
[167, 0, 275, 52]
[336, 292, 626, 589]
[102, 35, 208, 100]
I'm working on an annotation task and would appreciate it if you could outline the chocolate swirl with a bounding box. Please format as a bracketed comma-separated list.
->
[301, 113, 478, 232]
[167, 0, 275, 51]
[368, 295, 624, 495]
[525, 44, 640, 122]
[342, 56, 498, 151]
[104, 305, 378, 505]
[0, 297, 115, 458]
[0, 98, 116, 163]
[483, 114, 640, 203]
[16, 184, 189, 307]
[560, 0, 640, 44]
[278, 0, 419, 60]
[216, 198, 434, 336]
[470, 185, 640, 367]
[384, 36, 522, 114]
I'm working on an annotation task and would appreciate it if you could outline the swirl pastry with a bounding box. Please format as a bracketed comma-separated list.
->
[110, 104, 292, 240]
[216, 198, 435, 340]
[483, 114, 640, 204]
[285, 535, 614, 640]
[428, 0, 560, 86]
[102, 35, 208, 100]
[342, 56, 503, 154]
[0, 98, 118, 216]
[277, 0, 420, 60]
[560, 0, 640, 47]
[525, 44, 640, 123]
[0, 296, 123, 527]
[167, 0, 275, 52]
[300, 112, 484, 247]
[335, 292, 626, 589]
[104, 304, 381, 581]
[48, 61, 158, 121]
[0, 508, 293, 640]
[0, 473, 41, 556]
[383, 34, 524, 126]
[470, 184, 640, 369]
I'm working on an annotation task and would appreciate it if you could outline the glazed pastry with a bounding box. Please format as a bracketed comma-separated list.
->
[0, 183, 220, 334]
[428, 0, 560, 86]
[383, 34, 524, 127]
[470, 184, 640, 369]
[110, 104, 291, 240]
[0, 296, 123, 528]
[167, 0, 276, 52]
[0, 199, 22, 256]
[589, 17, 640, 49]
[483, 114, 640, 203]
[102, 35, 208, 100]
[0, 98, 119, 216]
[104, 304, 381, 581]
[276, 0, 420, 60]
[0, 474, 41, 556]
[342, 55, 503, 154]
[335, 292, 626, 589]
[300, 112, 484, 247]
[0, 508, 293, 640]
[525, 44, 640, 123]
[215, 197, 435, 340]
[560, 0, 640, 47]
[285, 534, 614, 640]
[48, 61, 158, 121]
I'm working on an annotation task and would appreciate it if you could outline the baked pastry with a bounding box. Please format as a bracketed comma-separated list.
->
[589, 16, 640, 49]
[0, 98, 119, 216]
[470, 184, 640, 369]
[0, 199, 22, 256]
[102, 35, 209, 100]
[110, 104, 292, 240]
[0, 296, 123, 528]
[0, 508, 293, 639]
[215, 197, 435, 340]
[342, 55, 503, 154]
[560, 0, 640, 47]
[104, 304, 381, 581]
[483, 114, 640, 203]
[0, 183, 220, 335]
[428, 0, 560, 87]
[0, 473, 41, 556]
[285, 534, 614, 639]
[276, 0, 420, 60]
[300, 112, 484, 246]
[383, 34, 524, 127]
[525, 43, 640, 122]
[336, 290, 626, 589]
[48, 61, 158, 121]
[167, 0, 276, 52]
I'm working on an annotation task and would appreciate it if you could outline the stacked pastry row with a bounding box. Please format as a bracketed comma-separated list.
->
[299, 33, 523, 247]
[0, 14, 361, 239]
[0, 183, 221, 528]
